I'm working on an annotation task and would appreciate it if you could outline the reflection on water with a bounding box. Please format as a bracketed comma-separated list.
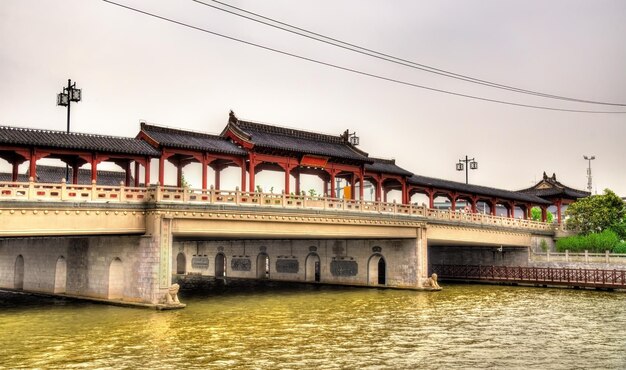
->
[1, 283, 625, 369]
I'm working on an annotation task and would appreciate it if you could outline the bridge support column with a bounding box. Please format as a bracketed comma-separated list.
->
[416, 227, 429, 288]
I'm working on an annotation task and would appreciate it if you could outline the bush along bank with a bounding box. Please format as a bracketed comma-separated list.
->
[556, 229, 626, 253]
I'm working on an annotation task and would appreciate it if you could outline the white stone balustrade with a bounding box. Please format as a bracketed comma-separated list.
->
[0, 180, 553, 231]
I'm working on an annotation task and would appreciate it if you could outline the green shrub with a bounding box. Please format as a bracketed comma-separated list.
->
[556, 230, 620, 253]
[613, 242, 626, 254]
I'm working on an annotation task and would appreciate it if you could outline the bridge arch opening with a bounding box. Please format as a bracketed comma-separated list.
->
[176, 252, 186, 275]
[305, 253, 321, 282]
[257, 253, 270, 279]
[215, 253, 226, 278]
[367, 253, 386, 286]
[14, 255, 24, 290]
[108, 258, 124, 300]
[54, 256, 67, 294]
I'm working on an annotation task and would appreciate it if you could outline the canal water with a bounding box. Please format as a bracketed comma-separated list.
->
[1, 282, 625, 369]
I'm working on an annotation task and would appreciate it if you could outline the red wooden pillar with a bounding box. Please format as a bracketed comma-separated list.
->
[450, 193, 457, 211]
[401, 180, 407, 204]
[239, 160, 247, 192]
[350, 174, 356, 200]
[11, 162, 19, 181]
[359, 172, 364, 201]
[323, 178, 328, 197]
[91, 156, 98, 184]
[490, 199, 497, 216]
[134, 162, 140, 187]
[248, 157, 256, 193]
[29, 149, 37, 181]
[158, 155, 165, 185]
[124, 162, 131, 186]
[330, 171, 336, 198]
[71, 163, 79, 184]
[428, 191, 434, 208]
[556, 199, 563, 224]
[510, 203, 516, 219]
[375, 176, 382, 202]
[176, 162, 183, 188]
[284, 166, 291, 194]
[214, 167, 221, 190]
[541, 206, 548, 222]
[295, 169, 301, 194]
[144, 158, 151, 187]
[201, 158, 208, 190]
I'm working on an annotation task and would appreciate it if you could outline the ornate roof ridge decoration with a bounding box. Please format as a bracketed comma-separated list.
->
[140, 122, 226, 140]
[0, 125, 160, 156]
[223, 110, 371, 162]
[408, 174, 551, 204]
[517, 171, 590, 199]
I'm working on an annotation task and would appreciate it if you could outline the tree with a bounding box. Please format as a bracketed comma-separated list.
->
[531, 207, 554, 223]
[565, 189, 626, 235]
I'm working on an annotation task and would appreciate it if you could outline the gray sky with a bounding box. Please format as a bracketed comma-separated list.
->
[1, 0, 625, 196]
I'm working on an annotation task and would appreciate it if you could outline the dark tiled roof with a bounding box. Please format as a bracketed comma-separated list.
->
[0, 125, 160, 156]
[0, 165, 130, 186]
[518, 172, 590, 199]
[140, 123, 247, 156]
[408, 174, 551, 205]
[365, 158, 413, 177]
[229, 120, 371, 162]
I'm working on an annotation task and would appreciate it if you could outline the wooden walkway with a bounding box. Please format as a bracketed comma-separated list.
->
[431, 264, 626, 289]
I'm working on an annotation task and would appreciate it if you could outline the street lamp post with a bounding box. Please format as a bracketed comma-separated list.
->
[56, 79, 82, 181]
[583, 155, 595, 193]
[456, 155, 478, 184]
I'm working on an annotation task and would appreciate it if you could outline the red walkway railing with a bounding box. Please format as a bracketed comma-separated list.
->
[431, 264, 626, 289]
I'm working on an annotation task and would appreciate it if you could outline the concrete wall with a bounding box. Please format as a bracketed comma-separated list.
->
[428, 245, 529, 267]
[172, 238, 420, 288]
[0, 235, 160, 303]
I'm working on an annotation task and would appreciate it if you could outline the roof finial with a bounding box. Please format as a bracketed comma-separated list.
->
[552, 173, 556, 181]
[229, 110, 238, 124]
[542, 171, 547, 180]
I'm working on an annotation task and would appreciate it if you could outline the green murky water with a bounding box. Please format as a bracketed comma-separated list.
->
[1, 283, 625, 369]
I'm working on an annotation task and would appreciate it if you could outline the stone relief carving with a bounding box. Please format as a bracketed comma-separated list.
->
[276, 259, 299, 273]
[330, 260, 358, 277]
[231, 258, 251, 271]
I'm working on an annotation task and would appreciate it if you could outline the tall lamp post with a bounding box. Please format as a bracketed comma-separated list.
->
[56, 79, 82, 181]
[583, 155, 595, 193]
[456, 155, 478, 184]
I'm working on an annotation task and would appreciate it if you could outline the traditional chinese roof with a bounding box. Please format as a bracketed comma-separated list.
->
[0, 125, 160, 156]
[0, 165, 130, 186]
[518, 172, 590, 200]
[365, 157, 413, 177]
[408, 174, 551, 205]
[139, 122, 247, 156]
[223, 112, 371, 163]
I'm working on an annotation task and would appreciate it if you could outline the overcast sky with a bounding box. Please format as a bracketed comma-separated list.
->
[1, 0, 625, 196]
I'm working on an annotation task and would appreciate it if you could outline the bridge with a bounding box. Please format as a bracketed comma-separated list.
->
[0, 111, 589, 307]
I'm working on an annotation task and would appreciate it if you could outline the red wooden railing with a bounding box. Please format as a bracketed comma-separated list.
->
[431, 264, 626, 289]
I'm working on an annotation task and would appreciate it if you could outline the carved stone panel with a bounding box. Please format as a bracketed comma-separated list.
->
[231, 258, 251, 271]
[276, 259, 299, 274]
[191, 257, 209, 270]
[330, 260, 358, 277]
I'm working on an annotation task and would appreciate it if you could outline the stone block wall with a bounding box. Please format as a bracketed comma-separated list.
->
[172, 238, 420, 289]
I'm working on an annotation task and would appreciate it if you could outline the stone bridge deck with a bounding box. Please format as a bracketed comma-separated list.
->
[0, 181, 554, 239]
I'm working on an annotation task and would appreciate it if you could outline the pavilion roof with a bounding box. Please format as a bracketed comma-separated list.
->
[0, 165, 130, 186]
[518, 172, 590, 199]
[224, 112, 371, 163]
[0, 125, 160, 157]
[408, 174, 551, 205]
[139, 123, 247, 156]
[365, 157, 413, 177]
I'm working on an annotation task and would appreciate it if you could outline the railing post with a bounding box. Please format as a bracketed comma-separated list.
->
[28, 177, 36, 200]
[584, 250, 589, 263]
[235, 187, 241, 205]
[282, 190, 286, 207]
[565, 250, 569, 262]
[119, 181, 125, 202]
[155, 182, 162, 202]
[91, 180, 97, 201]
[605, 250, 610, 264]
[546, 250, 551, 262]
[210, 185, 216, 204]
[61, 179, 68, 201]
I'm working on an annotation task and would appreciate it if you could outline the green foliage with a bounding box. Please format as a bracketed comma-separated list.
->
[308, 188, 317, 197]
[613, 242, 626, 254]
[556, 229, 620, 253]
[531, 207, 554, 223]
[256, 185, 263, 193]
[565, 189, 625, 234]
